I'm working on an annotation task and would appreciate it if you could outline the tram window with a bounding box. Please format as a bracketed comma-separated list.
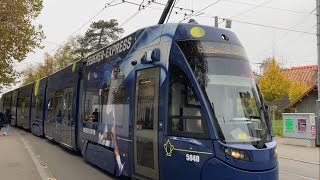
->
[168, 64, 208, 137]
[101, 86, 110, 124]
[84, 92, 99, 122]
[54, 92, 63, 117]
[83, 76, 101, 130]
[35, 97, 43, 118]
[21, 99, 26, 114]
[47, 96, 54, 121]
[136, 77, 156, 130]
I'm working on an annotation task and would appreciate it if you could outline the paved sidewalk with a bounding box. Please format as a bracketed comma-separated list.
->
[276, 137, 320, 164]
[0, 127, 42, 180]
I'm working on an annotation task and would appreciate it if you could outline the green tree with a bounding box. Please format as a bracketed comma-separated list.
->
[0, 0, 45, 90]
[288, 80, 309, 102]
[75, 19, 124, 57]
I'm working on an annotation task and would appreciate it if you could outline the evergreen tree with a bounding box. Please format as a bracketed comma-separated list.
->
[74, 19, 124, 57]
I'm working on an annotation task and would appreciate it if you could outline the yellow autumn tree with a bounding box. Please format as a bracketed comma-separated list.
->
[259, 58, 290, 121]
[288, 80, 309, 102]
[259, 58, 290, 103]
[21, 53, 54, 85]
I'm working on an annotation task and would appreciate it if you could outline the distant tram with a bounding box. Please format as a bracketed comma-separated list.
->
[1, 23, 278, 180]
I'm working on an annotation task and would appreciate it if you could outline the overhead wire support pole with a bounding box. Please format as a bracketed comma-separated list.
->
[158, 0, 175, 24]
[316, 0, 320, 147]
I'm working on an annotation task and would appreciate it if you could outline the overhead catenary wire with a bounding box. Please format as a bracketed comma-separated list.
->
[228, 0, 273, 20]
[139, 0, 145, 10]
[153, 1, 194, 12]
[281, 24, 317, 49]
[222, 0, 316, 16]
[180, 0, 222, 22]
[229, 19, 316, 35]
[122, 0, 187, 17]
[48, 0, 123, 54]
[120, 0, 154, 27]
[194, 12, 316, 36]
[278, 7, 317, 40]
[120, 11, 142, 27]
[22, 0, 316, 72]
[22, 0, 123, 72]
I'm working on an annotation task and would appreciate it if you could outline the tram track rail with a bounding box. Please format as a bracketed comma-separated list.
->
[278, 156, 320, 165]
[280, 170, 318, 180]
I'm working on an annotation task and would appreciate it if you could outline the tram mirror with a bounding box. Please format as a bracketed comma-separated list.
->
[141, 48, 160, 64]
[151, 48, 160, 62]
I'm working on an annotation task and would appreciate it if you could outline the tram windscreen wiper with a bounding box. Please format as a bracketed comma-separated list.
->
[257, 129, 268, 149]
[257, 109, 269, 149]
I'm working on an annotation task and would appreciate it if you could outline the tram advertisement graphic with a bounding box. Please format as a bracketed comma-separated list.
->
[86, 33, 136, 66]
[98, 64, 126, 176]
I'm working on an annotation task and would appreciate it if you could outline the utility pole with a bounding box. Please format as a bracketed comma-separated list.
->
[214, 16, 218, 27]
[316, 0, 320, 147]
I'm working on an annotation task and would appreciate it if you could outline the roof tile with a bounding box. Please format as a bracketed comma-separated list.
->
[282, 65, 317, 86]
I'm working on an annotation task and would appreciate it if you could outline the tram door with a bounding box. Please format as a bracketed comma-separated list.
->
[62, 87, 73, 146]
[134, 67, 160, 179]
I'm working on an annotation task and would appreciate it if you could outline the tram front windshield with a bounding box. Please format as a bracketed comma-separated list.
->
[178, 40, 271, 145]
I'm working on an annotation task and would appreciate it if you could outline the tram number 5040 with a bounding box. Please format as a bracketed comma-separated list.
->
[186, 154, 200, 162]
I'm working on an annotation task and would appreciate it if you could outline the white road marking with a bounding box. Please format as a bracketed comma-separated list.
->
[16, 130, 50, 180]
[279, 156, 320, 165]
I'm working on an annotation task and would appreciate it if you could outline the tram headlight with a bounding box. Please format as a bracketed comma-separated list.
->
[273, 146, 278, 159]
[223, 147, 251, 162]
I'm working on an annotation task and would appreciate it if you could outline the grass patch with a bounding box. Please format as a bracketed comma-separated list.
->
[272, 120, 283, 137]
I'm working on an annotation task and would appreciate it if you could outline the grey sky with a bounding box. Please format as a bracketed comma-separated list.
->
[5, 0, 317, 93]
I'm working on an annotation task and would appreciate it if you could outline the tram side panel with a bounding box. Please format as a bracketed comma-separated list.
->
[78, 24, 176, 178]
[2, 92, 12, 116]
[31, 77, 48, 137]
[11, 90, 19, 126]
[45, 61, 82, 150]
[16, 83, 34, 130]
[79, 29, 146, 176]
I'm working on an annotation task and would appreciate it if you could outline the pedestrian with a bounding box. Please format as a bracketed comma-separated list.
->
[0, 112, 4, 132]
[2, 109, 12, 136]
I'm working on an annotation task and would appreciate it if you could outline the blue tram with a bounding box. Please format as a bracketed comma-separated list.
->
[1, 23, 278, 179]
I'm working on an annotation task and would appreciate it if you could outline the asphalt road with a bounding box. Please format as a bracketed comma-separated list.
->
[15, 128, 116, 180]
[279, 158, 319, 180]
[277, 137, 320, 180]
[9, 128, 320, 180]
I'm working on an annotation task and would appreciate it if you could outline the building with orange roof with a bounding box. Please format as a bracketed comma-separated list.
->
[282, 65, 317, 86]
[282, 65, 318, 113]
